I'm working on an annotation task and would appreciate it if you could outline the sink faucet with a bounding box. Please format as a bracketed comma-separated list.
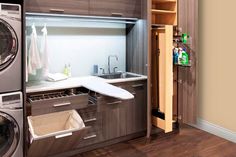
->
[108, 55, 118, 74]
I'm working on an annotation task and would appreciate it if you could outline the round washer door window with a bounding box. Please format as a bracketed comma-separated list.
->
[0, 112, 20, 157]
[0, 19, 18, 71]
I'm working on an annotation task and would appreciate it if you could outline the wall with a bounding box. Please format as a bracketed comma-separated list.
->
[26, 17, 126, 80]
[199, 0, 236, 132]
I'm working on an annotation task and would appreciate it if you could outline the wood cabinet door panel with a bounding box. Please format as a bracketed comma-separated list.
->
[126, 81, 147, 134]
[25, 0, 89, 15]
[29, 94, 88, 116]
[28, 127, 90, 157]
[89, 0, 141, 18]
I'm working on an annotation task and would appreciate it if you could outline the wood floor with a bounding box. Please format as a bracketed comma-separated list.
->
[74, 125, 236, 157]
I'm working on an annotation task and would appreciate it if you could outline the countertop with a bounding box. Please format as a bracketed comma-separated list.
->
[26, 73, 147, 93]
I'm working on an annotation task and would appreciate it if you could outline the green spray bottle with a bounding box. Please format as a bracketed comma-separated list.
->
[181, 48, 189, 65]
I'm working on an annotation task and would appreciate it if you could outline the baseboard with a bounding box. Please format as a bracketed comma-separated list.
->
[191, 118, 236, 143]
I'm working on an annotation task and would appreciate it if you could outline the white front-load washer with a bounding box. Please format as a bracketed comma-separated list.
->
[0, 3, 22, 93]
[0, 91, 23, 157]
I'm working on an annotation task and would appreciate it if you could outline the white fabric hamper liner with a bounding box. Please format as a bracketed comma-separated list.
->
[28, 110, 85, 141]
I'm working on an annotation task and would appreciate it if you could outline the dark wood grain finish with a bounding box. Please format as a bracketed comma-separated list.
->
[126, 81, 147, 134]
[25, 0, 89, 15]
[77, 104, 103, 148]
[29, 94, 88, 116]
[89, 0, 141, 18]
[73, 125, 236, 157]
[177, 0, 198, 124]
[98, 97, 127, 140]
[126, 20, 148, 75]
[28, 126, 90, 157]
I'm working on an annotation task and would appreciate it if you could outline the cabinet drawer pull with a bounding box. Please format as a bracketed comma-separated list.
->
[50, 8, 65, 13]
[84, 118, 97, 123]
[107, 101, 122, 105]
[53, 102, 71, 107]
[83, 134, 97, 140]
[132, 84, 144, 88]
[88, 99, 96, 105]
[55, 132, 72, 139]
[111, 13, 123, 17]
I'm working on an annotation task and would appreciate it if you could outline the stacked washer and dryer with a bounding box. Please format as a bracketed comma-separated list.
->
[0, 2, 23, 157]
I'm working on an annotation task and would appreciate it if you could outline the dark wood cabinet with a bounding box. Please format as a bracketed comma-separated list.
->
[26, 79, 147, 156]
[112, 80, 147, 135]
[25, 0, 89, 15]
[84, 80, 147, 142]
[98, 96, 127, 140]
[77, 105, 103, 148]
[25, 0, 141, 18]
[89, 0, 141, 18]
[126, 82, 147, 134]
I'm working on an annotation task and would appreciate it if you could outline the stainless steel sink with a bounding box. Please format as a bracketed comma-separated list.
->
[97, 73, 141, 79]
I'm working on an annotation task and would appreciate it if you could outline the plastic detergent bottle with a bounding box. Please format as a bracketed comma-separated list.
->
[181, 48, 189, 65]
[173, 48, 179, 64]
[182, 33, 188, 44]
[178, 48, 183, 65]
[63, 64, 69, 76]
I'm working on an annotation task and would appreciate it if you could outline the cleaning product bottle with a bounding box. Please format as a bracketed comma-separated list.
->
[178, 48, 183, 65]
[181, 48, 189, 65]
[63, 64, 68, 76]
[173, 48, 179, 64]
[182, 33, 188, 44]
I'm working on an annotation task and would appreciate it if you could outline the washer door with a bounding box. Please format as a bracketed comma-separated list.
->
[0, 112, 20, 157]
[0, 18, 18, 71]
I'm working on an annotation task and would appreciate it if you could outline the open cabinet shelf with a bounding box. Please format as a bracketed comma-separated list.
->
[152, 0, 176, 3]
[152, 0, 177, 25]
[152, 9, 176, 14]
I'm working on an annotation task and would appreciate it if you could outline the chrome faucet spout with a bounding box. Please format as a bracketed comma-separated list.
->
[108, 55, 119, 74]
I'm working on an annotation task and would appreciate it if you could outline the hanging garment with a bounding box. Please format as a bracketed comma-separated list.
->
[26, 34, 28, 82]
[41, 24, 49, 77]
[28, 24, 42, 75]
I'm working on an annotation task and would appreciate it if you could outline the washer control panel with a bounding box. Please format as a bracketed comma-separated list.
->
[0, 92, 22, 108]
[0, 3, 21, 19]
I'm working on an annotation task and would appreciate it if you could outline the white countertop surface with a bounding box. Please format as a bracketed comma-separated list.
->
[26, 73, 147, 94]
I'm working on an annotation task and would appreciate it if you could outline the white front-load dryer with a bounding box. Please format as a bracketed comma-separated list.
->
[0, 92, 23, 157]
[0, 3, 22, 93]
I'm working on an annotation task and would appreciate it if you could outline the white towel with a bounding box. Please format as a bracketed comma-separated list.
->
[25, 35, 28, 82]
[41, 24, 49, 78]
[28, 24, 42, 75]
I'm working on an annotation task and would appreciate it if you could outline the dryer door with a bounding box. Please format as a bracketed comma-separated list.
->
[0, 112, 20, 157]
[0, 18, 18, 71]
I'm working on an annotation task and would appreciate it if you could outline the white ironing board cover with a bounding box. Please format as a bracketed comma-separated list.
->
[81, 77, 134, 100]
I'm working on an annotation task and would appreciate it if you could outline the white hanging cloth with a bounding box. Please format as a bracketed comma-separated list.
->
[25, 32, 28, 82]
[40, 24, 49, 77]
[28, 24, 42, 76]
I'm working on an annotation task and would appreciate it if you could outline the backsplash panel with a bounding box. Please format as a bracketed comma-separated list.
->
[26, 19, 126, 81]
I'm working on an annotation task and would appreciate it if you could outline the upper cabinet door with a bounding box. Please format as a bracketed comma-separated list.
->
[25, 0, 89, 15]
[89, 0, 141, 18]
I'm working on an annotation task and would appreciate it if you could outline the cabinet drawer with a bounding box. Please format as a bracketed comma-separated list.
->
[114, 80, 147, 94]
[76, 119, 102, 148]
[27, 110, 90, 157]
[89, 0, 141, 18]
[77, 131, 102, 148]
[25, 0, 89, 15]
[97, 96, 125, 112]
[29, 93, 88, 116]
